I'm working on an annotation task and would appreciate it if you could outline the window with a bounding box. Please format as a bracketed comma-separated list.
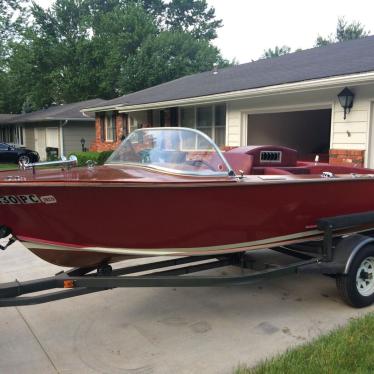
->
[105, 112, 116, 142]
[128, 115, 138, 133]
[180, 107, 194, 128]
[178, 104, 226, 147]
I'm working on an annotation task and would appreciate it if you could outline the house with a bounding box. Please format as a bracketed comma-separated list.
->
[0, 99, 106, 160]
[0, 114, 23, 145]
[83, 36, 374, 167]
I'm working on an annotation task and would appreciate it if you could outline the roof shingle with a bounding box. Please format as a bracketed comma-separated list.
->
[85, 35, 374, 110]
[4, 99, 106, 124]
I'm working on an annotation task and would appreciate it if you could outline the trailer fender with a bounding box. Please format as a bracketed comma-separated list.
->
[332, 234, 374, 275]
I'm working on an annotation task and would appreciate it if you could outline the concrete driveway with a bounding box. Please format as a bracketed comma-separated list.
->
[1, 242, 373, 374]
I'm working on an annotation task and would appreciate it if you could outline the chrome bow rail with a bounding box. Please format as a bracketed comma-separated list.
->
[19, 155, 78, 174]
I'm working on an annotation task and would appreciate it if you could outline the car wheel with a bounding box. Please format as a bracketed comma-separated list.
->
[18, 155, 30, 164]
[336, 244, 374, 308]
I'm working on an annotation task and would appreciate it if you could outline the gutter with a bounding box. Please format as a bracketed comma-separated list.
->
[6, 117, 95, 125]
[81, 70, 374, 114]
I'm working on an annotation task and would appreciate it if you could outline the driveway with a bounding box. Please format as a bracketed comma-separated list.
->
[1, 242, 373, 374]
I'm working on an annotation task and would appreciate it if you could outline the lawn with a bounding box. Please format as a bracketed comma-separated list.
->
[236, 312, 374, 374]
[0, 163, 17, 170]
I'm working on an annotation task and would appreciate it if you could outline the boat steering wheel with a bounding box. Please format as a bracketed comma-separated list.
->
[186, 159, 217, 172]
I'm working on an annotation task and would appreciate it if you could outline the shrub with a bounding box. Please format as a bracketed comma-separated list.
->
[68, 151, 101, 167]
[97, 150, 114, 165]
[68, 150, 114, 167]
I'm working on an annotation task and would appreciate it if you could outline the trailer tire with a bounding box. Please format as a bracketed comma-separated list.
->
[336, 245, 374, 308]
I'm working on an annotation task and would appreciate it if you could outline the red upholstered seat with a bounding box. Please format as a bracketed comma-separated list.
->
[223, 153, 253, 175]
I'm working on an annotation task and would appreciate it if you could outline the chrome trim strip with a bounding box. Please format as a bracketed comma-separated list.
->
[21, 229, 323, 256]
[2, 175, 374, 188]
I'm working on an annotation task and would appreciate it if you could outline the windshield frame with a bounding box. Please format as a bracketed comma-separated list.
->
[105, 127, 235, 177]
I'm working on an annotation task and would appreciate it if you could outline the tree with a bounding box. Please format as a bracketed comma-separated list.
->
[120, 31, 229, 92]
[164, 0, 222, 40]
[0, 0, 30, 112]
[315, 17, 369, 47]
[0, 0, 226, 112]
[261, 45, 291, 59]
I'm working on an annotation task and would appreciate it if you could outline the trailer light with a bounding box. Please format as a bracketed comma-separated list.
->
[63, 280, 75, 288]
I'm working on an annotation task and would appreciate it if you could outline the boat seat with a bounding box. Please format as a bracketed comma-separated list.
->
[223, 153, 253, 175]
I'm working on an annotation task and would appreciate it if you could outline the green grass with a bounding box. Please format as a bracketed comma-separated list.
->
[0, 163, 17, 170]
[236, 313, 374, 374]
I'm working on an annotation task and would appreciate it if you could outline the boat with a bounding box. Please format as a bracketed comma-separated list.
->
[1, 126, 374, 268]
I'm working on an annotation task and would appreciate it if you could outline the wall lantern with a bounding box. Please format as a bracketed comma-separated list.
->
[80, 138, 86, 152]
[338, 87, 354, 120]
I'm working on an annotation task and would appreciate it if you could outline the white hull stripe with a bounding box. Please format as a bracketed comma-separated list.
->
[21, 229, 324, 256]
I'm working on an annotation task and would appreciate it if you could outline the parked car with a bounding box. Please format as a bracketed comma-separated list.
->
[0, 143, 39, 164]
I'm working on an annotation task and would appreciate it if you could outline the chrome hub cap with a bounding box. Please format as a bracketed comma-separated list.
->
[18, 155, 30, 164]
[356, 256, 374, 296]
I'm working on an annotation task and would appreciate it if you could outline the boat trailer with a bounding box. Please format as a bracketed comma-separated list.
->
[1, 211, 374, 308]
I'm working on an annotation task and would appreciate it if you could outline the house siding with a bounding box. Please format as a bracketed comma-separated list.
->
[226, 102, 242, 146]
[331, 96, 369, 151]
[22, 120, 95, 160]
[223, 84, 374, 167]
[24, 127, 34, 149]
[62, 121, 96, 155]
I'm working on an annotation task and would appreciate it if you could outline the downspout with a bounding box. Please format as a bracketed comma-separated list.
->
[59, 120, 68, 157]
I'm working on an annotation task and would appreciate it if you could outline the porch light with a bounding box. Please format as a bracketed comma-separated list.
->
[338, 87, 354, 120]
[80, 138, 86, 152]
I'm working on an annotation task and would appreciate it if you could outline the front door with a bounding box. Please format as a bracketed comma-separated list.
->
[34, 128, 46, 161]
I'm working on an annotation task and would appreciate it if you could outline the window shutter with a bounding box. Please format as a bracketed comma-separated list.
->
[100, 114, 105, 142]
[160, 110, 165, 127]
[123, 114, 129, 137]
[112, 112, 117, 142]
[170, 107, 178, 126]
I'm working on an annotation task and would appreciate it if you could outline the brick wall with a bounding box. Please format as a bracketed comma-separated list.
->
[329, 149, 365, 167]
[90, 112, 127, 152]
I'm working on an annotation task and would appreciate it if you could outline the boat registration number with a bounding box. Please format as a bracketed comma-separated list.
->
[0, 194, 57, 205]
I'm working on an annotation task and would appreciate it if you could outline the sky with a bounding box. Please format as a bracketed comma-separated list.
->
[34, 0, 374, 63]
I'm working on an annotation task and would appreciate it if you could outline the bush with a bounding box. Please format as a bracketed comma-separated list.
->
[68, 151, 101, 167]
[97, 150, 113, 165]
[68, 150, 114, 167]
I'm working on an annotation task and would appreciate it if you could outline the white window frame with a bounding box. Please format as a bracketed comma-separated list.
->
[178, 103, 226, 146]
[105, 112, 114, 142]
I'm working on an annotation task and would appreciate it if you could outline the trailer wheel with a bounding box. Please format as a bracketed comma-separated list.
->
[336, 245, 374, 308]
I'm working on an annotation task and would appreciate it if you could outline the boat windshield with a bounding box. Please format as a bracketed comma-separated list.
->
[106, 127, 233, 176]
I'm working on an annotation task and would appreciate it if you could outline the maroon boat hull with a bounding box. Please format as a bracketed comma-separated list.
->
[2, 176, 374, 266]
